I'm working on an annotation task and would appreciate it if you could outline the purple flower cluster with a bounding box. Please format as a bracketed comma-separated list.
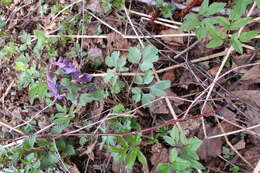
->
[47, 57, 94, 99]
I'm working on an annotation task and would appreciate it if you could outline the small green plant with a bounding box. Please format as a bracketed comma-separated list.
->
[222, 146, 235, 159]
[180, 0, 259, 53]
[104, 44, 171, 106]
[109, 133, 147, 168]
[156, 0, 176, 18]
[229, 166, 242, 173]
[51, 104, 76, 134]
[156, 125, 204, 173]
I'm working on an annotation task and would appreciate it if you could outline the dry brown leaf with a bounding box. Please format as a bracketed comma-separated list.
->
[162, 69, 176, 81]
[243, 146, 260, 168]
[150, 144, 169, 173]
[180, 118, 201, 135]
[112, 161, 133, 173]
[197, 122, 238, 160]
[68, 163, 81, 173]
[231, 90, 260, 107]
[240, 63, 260, 81]
[233, 139, 245, 150]
[209, 66, 220, 77]
[107, 33, 130, 53]
[79, 142, 96, 161]
[160, 29, 184, 46]
[86, 0, 103, 14]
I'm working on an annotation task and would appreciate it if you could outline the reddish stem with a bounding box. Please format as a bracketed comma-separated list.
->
[39, 110, 214, 138]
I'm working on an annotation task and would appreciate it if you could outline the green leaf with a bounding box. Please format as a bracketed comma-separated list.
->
[156, 163, 172, 173]
[105, 51, 120, 67]
[143, 70, 154, 84]
[143, 44, 159, 60]
[230, 17, 251, 30]
[112, 0, 125, 9]
[180, 13, 200, 30]
[111, 80, 125, 94]
[14, 61, 26, 71]
[231, 38, 243, 54]
[239, 31, 259, 42]
[28, 82, 47, 104]
[229, 0, 252, 20]
[196, 27, 207, 40]
[141, 93, 155, 106]
[189, 159, 205, 169]
[169, 148, 178, 162]
[216, 16, 230, 30]
[53, 117, 70, 125]
[134, 75, 144, 85]
[150, 80, 171, 97]
[104, 69, 118, 85]
[23, 135, 36, 150]
[56, 104, 66, 113]
[140, 44, 159, 71]
[206, 23, 221, 39]
[203, 2, 226, 16]
[187, 137, 202, 151]
[102, 0, 112, 12]
[127, 46, 141, 64]
[163, 136, 176, 146]
[78, 93, 95, 106]
[179, 130, 187, 145]
[40, 152, 59, 169]
[199, 0, 209, 15]
[257, 0, 260, 9]
[170, 125, 179, 144]
[125, 148, 138, 168]
[160, 5, 175, 18]
[51, 124, 67, 134]
[206, 39, 224, 48]
[151, 80, 171, 90]
[137, 150, 148, 166]
[171, 157, 190, 170]
[117, 57, 127, 68]
[132, 87, 142, 103]
[156, 0, 164, 7]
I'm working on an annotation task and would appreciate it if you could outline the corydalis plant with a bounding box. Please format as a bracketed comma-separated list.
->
[47, 57, 95, 101]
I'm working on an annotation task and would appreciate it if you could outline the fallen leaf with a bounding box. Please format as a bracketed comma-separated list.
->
[68, 163, 81, 173]
[112, 161, 133, 173]
[231, 90, 260, 107]
[86, 0, 103, 14]
[162, 69, 176, 81]
[208, 66, 220, 77]
[150, 144, 169, 173]
[240, 63, 260, 81]
[160, 29, 184, 47]
[233, 139, 245, 150]
[197, 121, 238, 160]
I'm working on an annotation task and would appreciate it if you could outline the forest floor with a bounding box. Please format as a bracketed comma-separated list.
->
[0, 0, 260, 173]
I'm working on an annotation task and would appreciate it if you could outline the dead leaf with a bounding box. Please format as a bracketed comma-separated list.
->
[150, 144, 169, 173]
[68, 163, 81, 173]
[86, 0, 103, 14]
[162, 69, 176, 81]
[240, 63, 260, 81]
[209, 66, 220, 77]
[234, 139, 245, 150]
[160, 29, 184, 46]
[79, 142, 96, 161]
[231, 90, 260, 107]
[197, 121, 238, 160]
[243, 146, 260, 168]
[180, 118, 201, 135]
[112, 161, 133, 173]
[107, 33, 130, 53]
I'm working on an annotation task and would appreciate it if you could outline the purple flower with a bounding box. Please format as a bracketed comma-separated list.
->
[46, 72, 62, 99]
[72, 73, 93, 83]
[52, 57, 77, 74]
